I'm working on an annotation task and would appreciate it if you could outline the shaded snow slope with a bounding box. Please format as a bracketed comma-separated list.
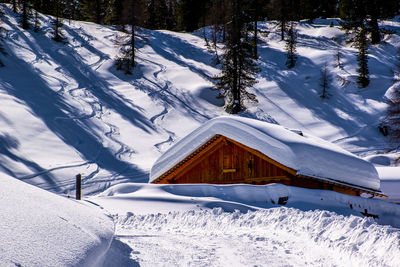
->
[0, 4, 399, 194]
[91, 183, 400, 266]
[150, 116, 380, 191]
[376, 167, 400, 203]
[0, 175, 114, 267]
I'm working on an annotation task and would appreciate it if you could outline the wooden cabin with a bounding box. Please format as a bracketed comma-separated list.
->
[150, 117, 385, 198]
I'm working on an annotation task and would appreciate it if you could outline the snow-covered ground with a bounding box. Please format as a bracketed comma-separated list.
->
[92, 183, 400, 266]
[1, 4, 400, 266]
[0, 174, 114, 267]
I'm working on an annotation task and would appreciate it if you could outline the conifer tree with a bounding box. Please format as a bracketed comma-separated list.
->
[79, 0, 107, 24]
[147, 0, 168, 29]
[19, 0, 32, 29]
[339, 0, 370, 87]
[215, 0, 259, 114]
[115, 0, 146, 74]
[320, 63, 331, 98]
[249, 0, 267, 59]
[32, 0, 41, 32]
[52, 0, 65, 42]
[356, 27, 369, 88]
[63, 0, 79, 23]
[176, 0, 204, 32]
[268, 0, 296, 41]
[165, 0, 177, 30]
[285, 22, 297, 69]
[12, 0, 18, 13]
[104, 0, 124, 30]
[0, 7, 6, 67]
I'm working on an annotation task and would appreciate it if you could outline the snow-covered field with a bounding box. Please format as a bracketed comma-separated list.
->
[1, 4, 400, 266]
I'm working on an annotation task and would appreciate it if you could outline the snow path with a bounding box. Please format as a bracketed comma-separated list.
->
[110, 208, 400, 267]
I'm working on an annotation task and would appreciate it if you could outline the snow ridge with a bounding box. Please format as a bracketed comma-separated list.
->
[115, 208, 400, 266]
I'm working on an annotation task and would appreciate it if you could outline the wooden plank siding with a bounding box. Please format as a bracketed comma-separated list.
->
[152, 135, 380, 197]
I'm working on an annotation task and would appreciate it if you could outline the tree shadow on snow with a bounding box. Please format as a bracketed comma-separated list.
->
[0, 15, 148, 191]
[0, 134, 61, 191]
[256, 44, 385, 147]
[107, 29, 216, 123]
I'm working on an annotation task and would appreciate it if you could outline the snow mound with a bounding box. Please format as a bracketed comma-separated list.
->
[150, 116, 380, 191]
[0, 175, 114, 267]
[115, 207, 400, 266]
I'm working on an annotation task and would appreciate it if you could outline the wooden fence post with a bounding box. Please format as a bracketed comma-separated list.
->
[76, 174, 81, 200]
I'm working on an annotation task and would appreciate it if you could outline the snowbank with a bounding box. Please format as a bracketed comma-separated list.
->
[92, 183, 400, 266]
[150, 116, 380, 191]
[115, 208, 400, 267]
[0, 175, 114, 267]
[95, 183, 400, 227]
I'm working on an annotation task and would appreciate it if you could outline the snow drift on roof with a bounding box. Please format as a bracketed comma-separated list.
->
[149, 116, 380, 191]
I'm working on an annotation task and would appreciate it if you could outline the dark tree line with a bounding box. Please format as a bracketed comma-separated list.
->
[0, 5, 6, 67]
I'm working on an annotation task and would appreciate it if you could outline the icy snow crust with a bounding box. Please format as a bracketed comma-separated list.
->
[150, 116, 380, 191]
[92, 183, 400, 266]
[0, 175, 114, 267]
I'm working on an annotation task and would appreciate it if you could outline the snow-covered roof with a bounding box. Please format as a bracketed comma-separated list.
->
[150, 116, 380, 191]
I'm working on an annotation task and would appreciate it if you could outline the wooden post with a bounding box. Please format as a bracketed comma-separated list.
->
[76, 174, 81, 200]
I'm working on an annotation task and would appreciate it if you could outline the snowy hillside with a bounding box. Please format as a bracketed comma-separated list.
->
[1, 5, 400, 195]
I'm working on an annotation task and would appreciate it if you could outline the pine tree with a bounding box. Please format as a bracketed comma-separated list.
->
[115, 0, 146, 74]
[285, 22, 297, 69]
[104, 0, 124, 30]
[63, 0, 79, 23]
[0, 7, 7, 67]
[147, 0, 168, 29]
[52, 0, 65, 42]
[32, 0, 41, 32]
[79, 0, 107, 24]
[339, 0, 370, 87]
[356, 28, 369, 88]
[215, 0, 259, 114]
[165, 0, 177, 30]
[249, 0, 267, 59]
[19, 0, 32, 29]
[12, 0, 18, 13]
[176, 0, 204, 32]
[268, 0, 297, 41]
[320, 63, 331, 98]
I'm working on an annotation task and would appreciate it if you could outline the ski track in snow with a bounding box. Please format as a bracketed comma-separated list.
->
[111, 208, 400, 267]
[57, 26, 136, 160]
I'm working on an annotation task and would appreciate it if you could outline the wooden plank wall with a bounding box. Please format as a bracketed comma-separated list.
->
[171, 139, 292, 184]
